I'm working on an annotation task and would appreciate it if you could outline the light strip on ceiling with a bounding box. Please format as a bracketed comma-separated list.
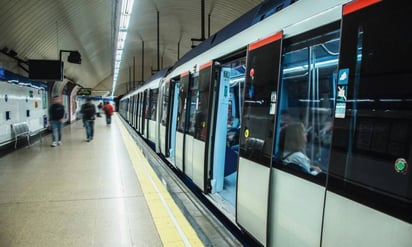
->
[112, 0, 135, 96]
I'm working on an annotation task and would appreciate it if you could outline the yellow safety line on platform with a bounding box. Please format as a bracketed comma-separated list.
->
[116, 117, 204, 247]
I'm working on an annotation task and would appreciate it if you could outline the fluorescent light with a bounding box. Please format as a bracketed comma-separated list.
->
[116, 32, 127, 49]
[120, 14, 130, 30]
[122, 0, 134, 15]
[112, 0, 135, 96]
[117, 33, 127, 44]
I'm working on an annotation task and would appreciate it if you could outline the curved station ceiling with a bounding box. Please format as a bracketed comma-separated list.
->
[0, 0, 265, 96]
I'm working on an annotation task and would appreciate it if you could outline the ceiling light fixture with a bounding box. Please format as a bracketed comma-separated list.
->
[112, 0, 135, 96]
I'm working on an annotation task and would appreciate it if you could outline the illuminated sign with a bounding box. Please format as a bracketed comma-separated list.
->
[77, 88, 92, 95]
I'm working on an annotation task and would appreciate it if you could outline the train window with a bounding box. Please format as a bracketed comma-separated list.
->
[193, 67, 212, 141]
[188, 75, 199, 136]
[239, 35, 282, 166]
[137, 94, 141, 118]
[122, 98, 128, 119]
[136, 94, 140, 130]
[144, 91, 150, 119]
[274, 25, 340, 176]
[177, 75, 189, 133]
[161, 83, 169, 126]
[133, 95, 138, 128]
[329, 1, 412, 213]
[150, 89, 158, 121]
[136, 94, 141, 130]
[139, 93, 144, 117]
[133, 94, 139, 129]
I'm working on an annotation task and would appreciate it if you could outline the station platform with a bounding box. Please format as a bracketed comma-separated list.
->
[0, 114, 241, 246]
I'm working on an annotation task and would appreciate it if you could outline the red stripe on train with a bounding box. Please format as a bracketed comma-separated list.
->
[200, 61, 213, 70]
[343, 0, 381, 15]
[248, 32, 282, 51]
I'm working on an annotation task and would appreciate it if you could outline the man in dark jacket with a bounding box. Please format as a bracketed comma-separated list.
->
[80, 98, 96, 142]
[49, 96, 65, 147]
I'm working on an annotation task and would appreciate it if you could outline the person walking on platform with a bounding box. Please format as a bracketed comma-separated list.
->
[80, 98, 97, 142]
[97, 102, 103, 117]
[49, 96, 65, 147]
[102, 102, 114, 125]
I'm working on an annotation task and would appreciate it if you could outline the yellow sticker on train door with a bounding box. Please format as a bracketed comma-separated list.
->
[244, 128, 249, 138]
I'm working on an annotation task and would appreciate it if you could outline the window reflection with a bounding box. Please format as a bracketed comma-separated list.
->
[161, 83, 169, 126]
[240, 37, 281, 165]
[188, 75, 199, 136]
[150, 89, 158, 121]
[274, 29, 340, 175]
[177, 78, 188, 132]
[279, 122, 322, 175]
[330, 4, 412, 202]
[188, 68, 211, 141]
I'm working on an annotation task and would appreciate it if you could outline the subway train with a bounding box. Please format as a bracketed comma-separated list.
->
[119, 0, 412, 246]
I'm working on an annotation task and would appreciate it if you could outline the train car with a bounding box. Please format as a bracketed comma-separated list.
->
[120, 0, 412, 246]
[120, 68, 169, 150]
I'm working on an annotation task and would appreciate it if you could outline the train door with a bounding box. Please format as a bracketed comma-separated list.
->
[132, 95, 137, 129]
[155, 86, 161, 153]
[167, 79, 179, 163]
[159, 79, 179, 161]
[206, 55, 246, 217]
[136, 94, 140, 131]
[127, 97, 131, 123]
[127, 95, 134, 126]
[184, 73, 199, 181]
[125, 98, 130, 122]
[148, 88, 159, 144]
[159, 82, 168, 156]
[134, 94, 139, 130]
[184, 62, 214, 191]
[268, 20, 341, 245]
[141, 90, 147, 136]
[134, 94, 138, 129]
[323, 1, 412, 246]
[236, 32, 283, 246]
[144, 89, 151, 140]
[175, 72, 190, 172]
[138, 93, 143, 133]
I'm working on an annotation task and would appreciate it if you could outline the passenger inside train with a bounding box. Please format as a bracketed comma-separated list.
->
[272, 27, 340, 174]
[279, 122, 322, 175]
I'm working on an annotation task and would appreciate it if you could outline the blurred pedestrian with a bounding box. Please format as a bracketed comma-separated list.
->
[49, 96, 65, 147]
[102, 102, 114, 125]
[80, 98, 97, 142]
[97, 102, 103, 117]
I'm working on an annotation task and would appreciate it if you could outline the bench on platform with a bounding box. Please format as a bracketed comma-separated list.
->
[11, 122, 30, 149]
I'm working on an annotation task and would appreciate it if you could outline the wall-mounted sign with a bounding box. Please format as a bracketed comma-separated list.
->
[335, 68, 349, 119]
[77, 88, 92, 95]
